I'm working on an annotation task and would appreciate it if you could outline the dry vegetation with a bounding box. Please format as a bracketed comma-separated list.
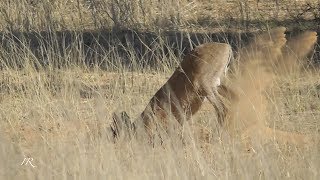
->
[0, 0, 320, 180]
[0, 0, 319, 31]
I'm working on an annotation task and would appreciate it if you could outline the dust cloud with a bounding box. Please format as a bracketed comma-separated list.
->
[224, 27, 317, 147]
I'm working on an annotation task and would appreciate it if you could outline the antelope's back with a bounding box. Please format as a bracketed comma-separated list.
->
[181, 43, 232, 83]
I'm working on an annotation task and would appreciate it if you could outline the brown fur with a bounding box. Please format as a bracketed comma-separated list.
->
[111, 27, 317, 148]
[111, 43, 232, 142]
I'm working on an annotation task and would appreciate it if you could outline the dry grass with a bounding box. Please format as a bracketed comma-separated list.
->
[0, 1, 319, 179]
[0, 0, 319, 31]
[223, 27, 318, 150]
[0, 31, 320, 179]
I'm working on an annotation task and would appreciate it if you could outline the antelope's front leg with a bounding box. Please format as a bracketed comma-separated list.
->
[202, 84, 227, 125]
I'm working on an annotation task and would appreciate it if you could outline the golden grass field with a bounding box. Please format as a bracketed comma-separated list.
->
[0, 0, 319, 31]
[0, 1, 320, 180]
[1, 36, 319, 179]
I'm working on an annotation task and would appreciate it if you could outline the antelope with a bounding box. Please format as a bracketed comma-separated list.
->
[111, 27, 317, 148]
[111, 43, 233, 143]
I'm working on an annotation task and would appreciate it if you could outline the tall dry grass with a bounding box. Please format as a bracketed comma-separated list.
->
[0, 0, 319, 31]
[0, 1, 319, 180]
[0, 27, 319, 179]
